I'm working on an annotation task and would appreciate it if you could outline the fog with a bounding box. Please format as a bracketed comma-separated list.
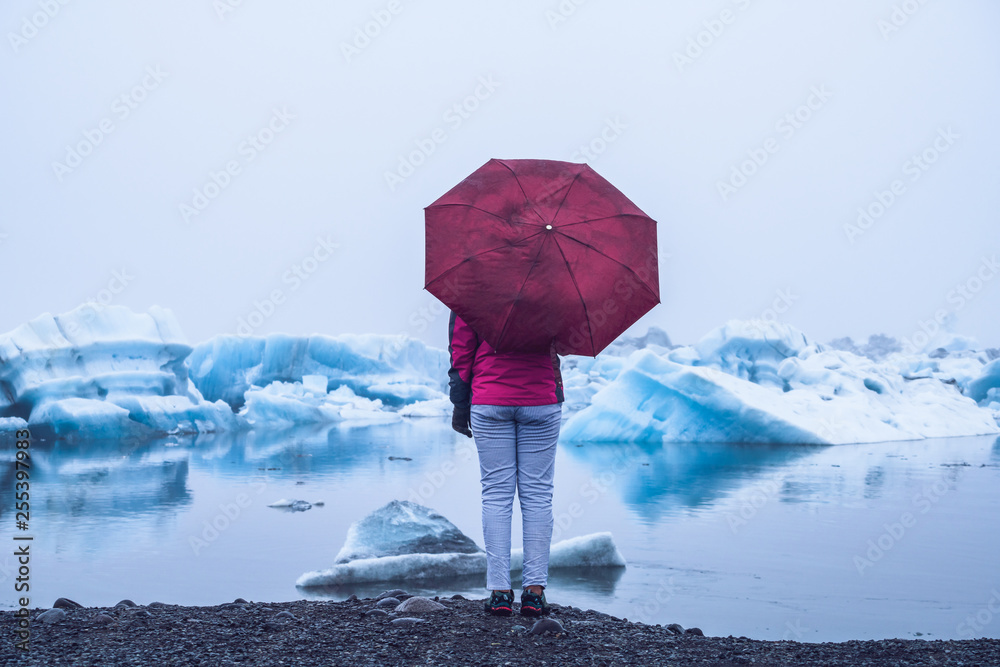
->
[2, 0, 998, 351]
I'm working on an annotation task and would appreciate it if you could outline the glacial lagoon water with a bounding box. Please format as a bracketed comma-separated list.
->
[1, 421, 998, 642]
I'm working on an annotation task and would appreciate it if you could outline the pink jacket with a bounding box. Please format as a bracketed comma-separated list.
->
[448, 312, 563, 407]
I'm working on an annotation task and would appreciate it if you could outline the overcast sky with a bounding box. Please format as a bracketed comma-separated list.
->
[2, 0, 998, 352]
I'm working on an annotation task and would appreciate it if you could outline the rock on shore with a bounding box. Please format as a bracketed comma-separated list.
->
[2, 595, 999, 666]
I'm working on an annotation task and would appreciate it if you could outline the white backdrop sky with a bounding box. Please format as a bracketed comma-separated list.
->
[2, 0, 998, 352]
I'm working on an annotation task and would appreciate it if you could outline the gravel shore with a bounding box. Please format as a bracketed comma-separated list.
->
[3, 594, 999, 666]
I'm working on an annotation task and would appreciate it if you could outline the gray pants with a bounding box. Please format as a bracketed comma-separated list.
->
[471, 403, 562, 591]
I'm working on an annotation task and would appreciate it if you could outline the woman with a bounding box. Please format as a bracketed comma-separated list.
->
[447, 311, 564, 617]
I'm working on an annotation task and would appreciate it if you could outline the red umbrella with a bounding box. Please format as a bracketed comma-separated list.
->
[424, 158, 660, 357]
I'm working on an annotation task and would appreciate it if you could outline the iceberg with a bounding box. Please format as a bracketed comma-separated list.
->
[0, 304, 239, 440]
[333, 500, 482, 563]
[239, 382, 401, 427]
[296, 500, 626, 588]
[0, 306, 455, 439]
[968, 359, 1000, 405]
[563, 319, 1000, 444]
[186, 333, 448, 411]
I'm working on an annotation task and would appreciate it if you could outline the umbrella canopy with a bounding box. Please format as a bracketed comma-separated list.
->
[424, 158, 659, 357]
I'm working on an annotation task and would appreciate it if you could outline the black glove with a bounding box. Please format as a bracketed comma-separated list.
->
[451, 405, 473, 438]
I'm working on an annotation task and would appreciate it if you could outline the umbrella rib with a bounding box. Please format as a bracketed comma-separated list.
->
[428, 203, 539, 226]
[554, 214, 652, 228]
[555, 232, 660, 301]
[550, 172, 584, 224]
[550, 235, 596, 355]
[425, 231, 548, 289]
[497, 160, 533, 210]
[495, 232, 550, 347]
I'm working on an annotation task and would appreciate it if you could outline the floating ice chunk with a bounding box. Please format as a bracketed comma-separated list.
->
[511, 532, 626, 569]
[296, 500, 626, 588]
[297, 553, 487, 587]
[239, 382, 400, 427]
[0, 416, 29, 432]
[268, 499, 315, 512]
[398, 397, 452, 418]
[334, 500, 481, 563]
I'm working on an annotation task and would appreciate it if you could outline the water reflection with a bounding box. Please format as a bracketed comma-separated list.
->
[1, 420, 460, 523]
[564, 441, 822, 522]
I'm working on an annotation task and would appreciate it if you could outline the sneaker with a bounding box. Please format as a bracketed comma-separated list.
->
[519, 588, 550, 617]
[484, 590, 514, 616]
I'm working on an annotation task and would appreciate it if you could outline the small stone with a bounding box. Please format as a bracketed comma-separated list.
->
[376, 597, 400, 608]
[364, 609, 389, 618]
[92, 614, 117, 625]
[685, 627, 704, 636]
[273, 611, 299, 621]
[53, 597, 83, 609]
[510, 625, 527, 634]
[529, 618, 566, 635]
[391, 617, 427, 627]
[666, 623, 685, 635]
[115, 599, 137, 608]
[37, 609, 67, 624]
[395, 596, 446, 613]
[376, 589, 408, 600]
[130, 609, 154, 618]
